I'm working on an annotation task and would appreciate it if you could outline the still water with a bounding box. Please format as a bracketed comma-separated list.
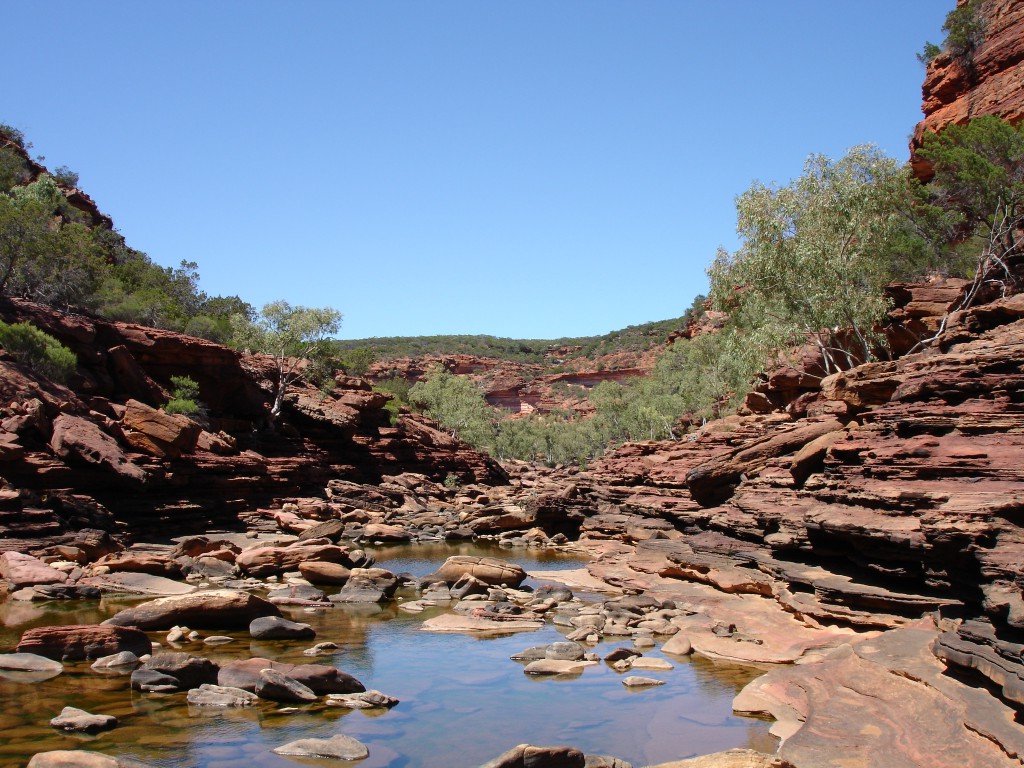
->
[0, 542, 774, 767]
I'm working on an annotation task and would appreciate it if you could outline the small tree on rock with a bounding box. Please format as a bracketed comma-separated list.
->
[231, 301, 342, 421]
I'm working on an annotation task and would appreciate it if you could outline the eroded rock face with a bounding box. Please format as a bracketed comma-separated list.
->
[429, 556, 527, 587]
[911, 0, 1024, 179]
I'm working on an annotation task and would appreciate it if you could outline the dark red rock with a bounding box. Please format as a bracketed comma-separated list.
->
[17, 625, 151, 661]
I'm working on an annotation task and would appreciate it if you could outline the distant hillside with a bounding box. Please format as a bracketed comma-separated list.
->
[333, 311, 701, 366]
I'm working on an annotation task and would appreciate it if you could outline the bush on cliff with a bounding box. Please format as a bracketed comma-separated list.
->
[0, 320, 77, 383]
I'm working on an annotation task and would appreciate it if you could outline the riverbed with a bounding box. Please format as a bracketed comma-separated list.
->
[0, 542, 775, 767]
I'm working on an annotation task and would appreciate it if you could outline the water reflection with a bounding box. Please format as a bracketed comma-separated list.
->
[0, 543, 776, 766]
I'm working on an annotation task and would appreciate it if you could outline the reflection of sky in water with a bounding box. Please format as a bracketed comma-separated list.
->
[0, 543, 776, 767]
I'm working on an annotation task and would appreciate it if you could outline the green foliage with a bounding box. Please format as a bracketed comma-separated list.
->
[52, 166, 79, 188]
[334, 315, 692, 367]
[409, 366, 497, 446]
[919, 0, 985, 67]
[162, 375, 201, 415]
[0, 124, 27, 149]
[916, 115, 1024, 300]
[709, 145, 919, 374]
[231, 301, 343, 419]
[0, 320, 77, 383]
[164, 398, 199, 415]
[0, 147, 31, 195]
[443, 472, 460, 489]
[334, 345, 376, 377]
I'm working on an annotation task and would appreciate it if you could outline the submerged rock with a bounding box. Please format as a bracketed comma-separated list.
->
[272, 734, 369, 760]
[249, 616, 316, 640]
[187, 683, 259, 707]
[325, 689, 399, 709]
[218, 657, 364, 694]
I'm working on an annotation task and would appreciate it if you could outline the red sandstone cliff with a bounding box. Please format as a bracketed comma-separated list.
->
[911, 0, 1024, 178]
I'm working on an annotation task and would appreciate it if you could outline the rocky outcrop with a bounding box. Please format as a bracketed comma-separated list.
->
[911, 0, 1024, 178]
[0, 297, 506, 554]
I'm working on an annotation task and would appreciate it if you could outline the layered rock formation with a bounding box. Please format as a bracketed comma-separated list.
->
[911, 0, 1024, 177]
[0, 298, 505, 553]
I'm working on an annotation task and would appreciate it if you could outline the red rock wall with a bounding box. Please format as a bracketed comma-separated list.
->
[911, 0, 1024, 178]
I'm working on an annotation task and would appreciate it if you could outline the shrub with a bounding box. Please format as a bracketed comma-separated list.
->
[164, 375, 201, 415]
[0, 320, 77, 383]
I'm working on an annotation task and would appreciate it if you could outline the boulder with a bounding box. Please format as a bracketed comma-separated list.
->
[255, 668, 317, 702]
[0, 552, 67, 588]
[94, 552, 180, 576]
[621, 676, 665, 688]
[235, 544, 351, 577]
[429, 556, 527, 587]
[120, 399, 201, 457]
[299, 561, 351, 585]
[249, 616, 316, 640]
[130, 668, 181, 693]
[18, 625, 151, 661]
[91, 651, 141, 671]
[103, 589, 280, 630]
[331, 567, 400, 603]
[479, 744, 586, 768]
[218, 657, 365, 695]
[50, 707, 118, 733]
[49, 413, 147, 485]
[138, 652, 219, 690]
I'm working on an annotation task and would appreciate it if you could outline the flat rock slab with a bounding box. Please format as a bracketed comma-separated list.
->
[647, 749, 785, 768]
[187, 684, 259, 707]
[733, 626, 1024, 767]
[523, 659, 595, 676]
[0, 652, 63, 674]
[325, 689, 399, 709]
[479, 744, 586, 768]
[272, 734, 369, 760]
[421, 613, 543, 634]
[27, 751, 157, 768]
[527, 568, 621, 594]
[621, 676, 665, 688]
[628, 657, 674, 671]
[82, 572, 195, 596]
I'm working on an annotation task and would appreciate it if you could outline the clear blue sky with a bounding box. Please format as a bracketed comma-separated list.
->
[6, 1, 948, 340]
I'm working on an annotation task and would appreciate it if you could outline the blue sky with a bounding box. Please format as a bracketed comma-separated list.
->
[6, 1, 948, 340]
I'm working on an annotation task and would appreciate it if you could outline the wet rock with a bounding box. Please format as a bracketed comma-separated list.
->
[430, 556, 527, 587]
[218, 657, 364, 694]
[130, 668, 181, 693]
[303, 641, 339, 656]
[82, 572, 196, 596]
[91, 651, 141, 671]
[325, 689, 399, 709]
[255, 668, 317, 702]
[249, 616, 316, 640]
[422, 613, 543, 633]
[545, 642, 586, 661]
[139, 652, 218, 690]
[510, 645, 549, 661]
[103, 589, 281, 630]
[479, 744, 586, 768]
[628, 657, 673, 671]
[203, 635, 234, 645]
[34, 584, 102, 600]
[331, 567, 400, 603]
[18, 625, 151, 661]
[187, 683, 259, 707]
[50, 706, 118, 733]
[449, 573, 491, 599]
[523, 659, 593, 676]
[267, 584, 328, 605]
[236, 544, 351, 578]
[604, 648, 641, 663]
[272, 734, 369, 760]
[621, 676, 665, 688]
